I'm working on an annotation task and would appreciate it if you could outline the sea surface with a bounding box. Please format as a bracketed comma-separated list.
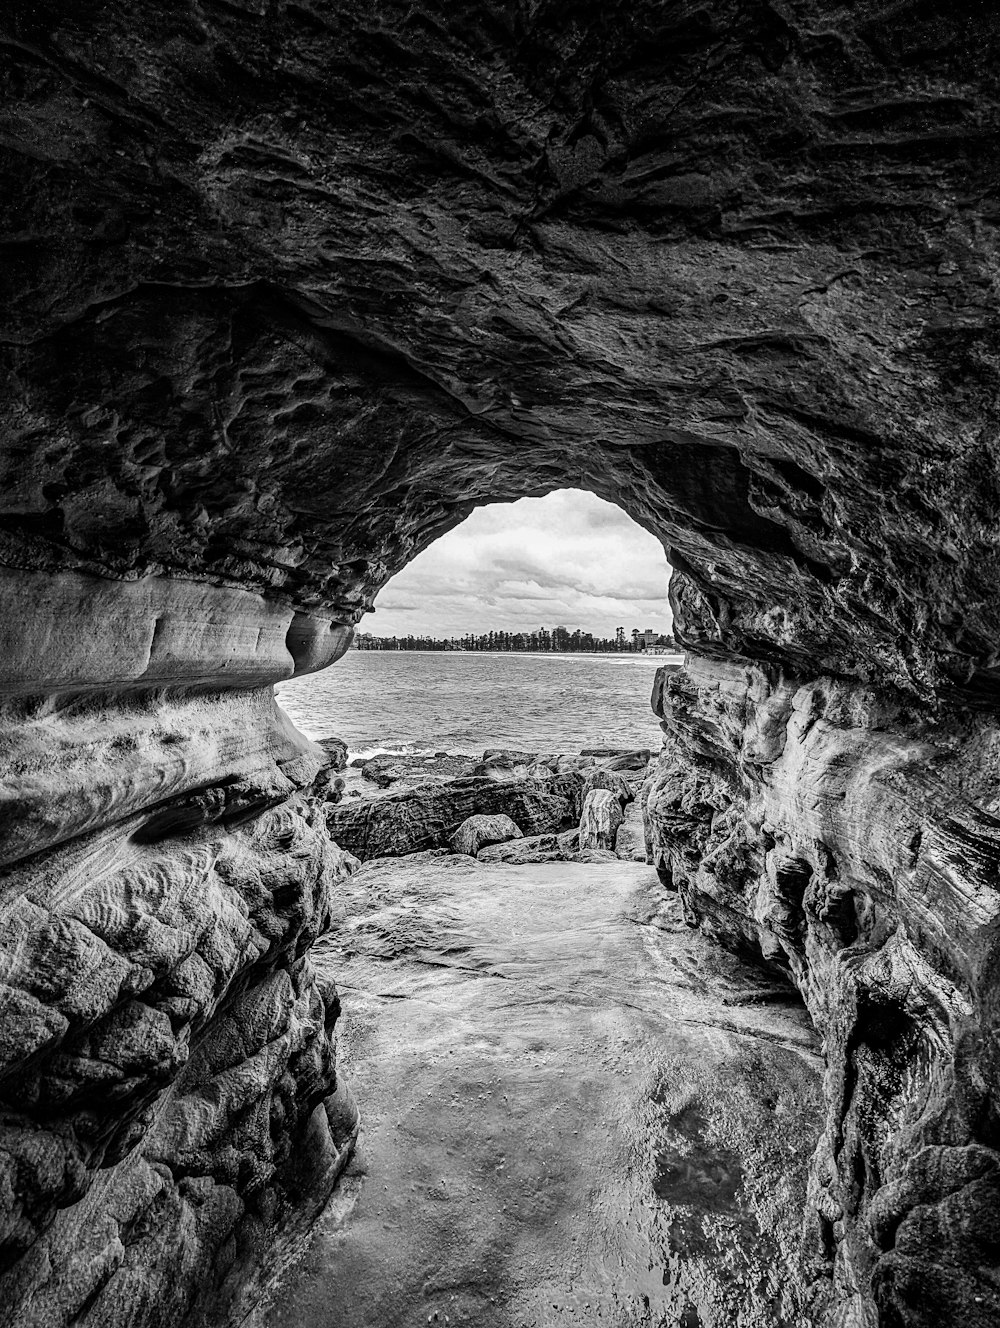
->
[275, 650, 682, 756]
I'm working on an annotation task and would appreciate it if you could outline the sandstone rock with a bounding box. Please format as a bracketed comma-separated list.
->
[315, 736, 349, 771]
[580, 766, 635, 808]
[579, 789, 625, 852]
[556, 755, 597, 774]
[448, 814, 523, 857]
[358, 755, 404, 787]
[327, 774, 583, 861]
[602, 750, 652, 772]
[478, 829, 581, 865]
[465, 752, 532, 782]
[311, 769, 346, 804]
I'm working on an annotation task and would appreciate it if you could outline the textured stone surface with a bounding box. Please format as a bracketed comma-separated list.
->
[0, 694, 361, 1327]
[646, 657, 1000, 1326]
[477, 829, 582, 865]
[448, 813, 523, 857]
[0, 2, 999, 1325]
[579, 788, 625, 851]
[580, 765, 635, 808]
[328, 774, 582, 862]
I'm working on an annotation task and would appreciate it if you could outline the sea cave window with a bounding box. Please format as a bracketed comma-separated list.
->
[275, 489, 679, 760]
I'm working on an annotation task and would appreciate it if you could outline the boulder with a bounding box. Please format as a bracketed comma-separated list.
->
[556, 754, 597, 774]
[579, 788, 624, 851]
[467, 751, 533, 781]
[576, 848, 619, 863]
[360, 755, 410, 788]
[327, 773, 583, 860]
[580, 766, 634, 808]
[449, 813, 523, 857]
[315, 736, 349, 771]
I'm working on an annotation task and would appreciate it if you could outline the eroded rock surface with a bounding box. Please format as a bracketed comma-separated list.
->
[646, 658, 1000, 1326]
[328, 773, 582, 861]
[579, 787, 625, 852]
[1, 2, 999, 1324]
[448, 813, 523, 858]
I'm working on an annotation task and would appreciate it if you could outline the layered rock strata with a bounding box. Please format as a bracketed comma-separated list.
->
[646, 658, 1000, 1327]
[1, 2, 1000, 1325]
[0, 612, 360, 1327]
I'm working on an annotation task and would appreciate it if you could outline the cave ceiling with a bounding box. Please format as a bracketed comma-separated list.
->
[1, 1, 999, 694]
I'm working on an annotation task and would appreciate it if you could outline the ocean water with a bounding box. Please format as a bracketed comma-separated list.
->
[275, 650, 681, 757]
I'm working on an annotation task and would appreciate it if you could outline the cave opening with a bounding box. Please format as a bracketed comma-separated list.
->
[276, 488, 680, 760]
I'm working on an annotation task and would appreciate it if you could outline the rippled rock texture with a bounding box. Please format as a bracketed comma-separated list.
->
[1, 2, 1000, 1325]
[647, 659, 1000, 1327]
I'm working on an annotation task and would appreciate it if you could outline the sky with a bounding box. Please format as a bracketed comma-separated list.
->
[363, 489, 673, 640]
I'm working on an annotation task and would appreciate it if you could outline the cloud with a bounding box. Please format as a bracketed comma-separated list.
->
[363, 489, 673, 639]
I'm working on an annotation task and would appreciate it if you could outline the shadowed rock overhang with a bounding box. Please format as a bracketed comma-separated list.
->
[1, 4, 999, 1327]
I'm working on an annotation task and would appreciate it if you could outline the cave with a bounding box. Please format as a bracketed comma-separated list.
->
[2, 3, 1000, 1326]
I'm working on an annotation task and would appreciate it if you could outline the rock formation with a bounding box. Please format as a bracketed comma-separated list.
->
[448, 813, 523, 857]
[328, 772, 582, 860]
[1, 2, 999, 1325]
[579, 787, 625, 852]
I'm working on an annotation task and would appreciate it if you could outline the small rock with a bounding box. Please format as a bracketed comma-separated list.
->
[449, 813, 523, 856]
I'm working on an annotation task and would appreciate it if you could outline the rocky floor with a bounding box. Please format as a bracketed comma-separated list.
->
[253, 854, 831, 1328]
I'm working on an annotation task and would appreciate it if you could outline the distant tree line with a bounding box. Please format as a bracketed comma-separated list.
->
[354, 626, 677, 653]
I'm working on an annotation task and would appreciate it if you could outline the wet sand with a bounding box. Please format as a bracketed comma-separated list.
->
[254, 854, 830, 1328]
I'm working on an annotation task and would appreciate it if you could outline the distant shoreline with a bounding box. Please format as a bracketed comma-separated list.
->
[352, 649, 683, 658]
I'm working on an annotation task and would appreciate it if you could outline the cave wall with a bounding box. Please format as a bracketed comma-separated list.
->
[647, 659, 1000, 1327]
[1, 2, 1000, 1325]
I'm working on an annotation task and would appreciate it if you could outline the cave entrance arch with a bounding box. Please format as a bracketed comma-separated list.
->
[276, 488, 677, 759]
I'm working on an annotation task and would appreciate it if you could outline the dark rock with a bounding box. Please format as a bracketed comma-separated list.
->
[359, 755, 410, 788]
[614, 800, 647, 862]
[327, 774, 583, 861]
[449, 813, 523, 857]
[311, 769, 346, 804]
[315, 736, 349, 771]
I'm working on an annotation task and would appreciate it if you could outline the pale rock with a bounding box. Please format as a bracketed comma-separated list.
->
[580, 767, 634, 808]
[579, 790, 625, 852]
